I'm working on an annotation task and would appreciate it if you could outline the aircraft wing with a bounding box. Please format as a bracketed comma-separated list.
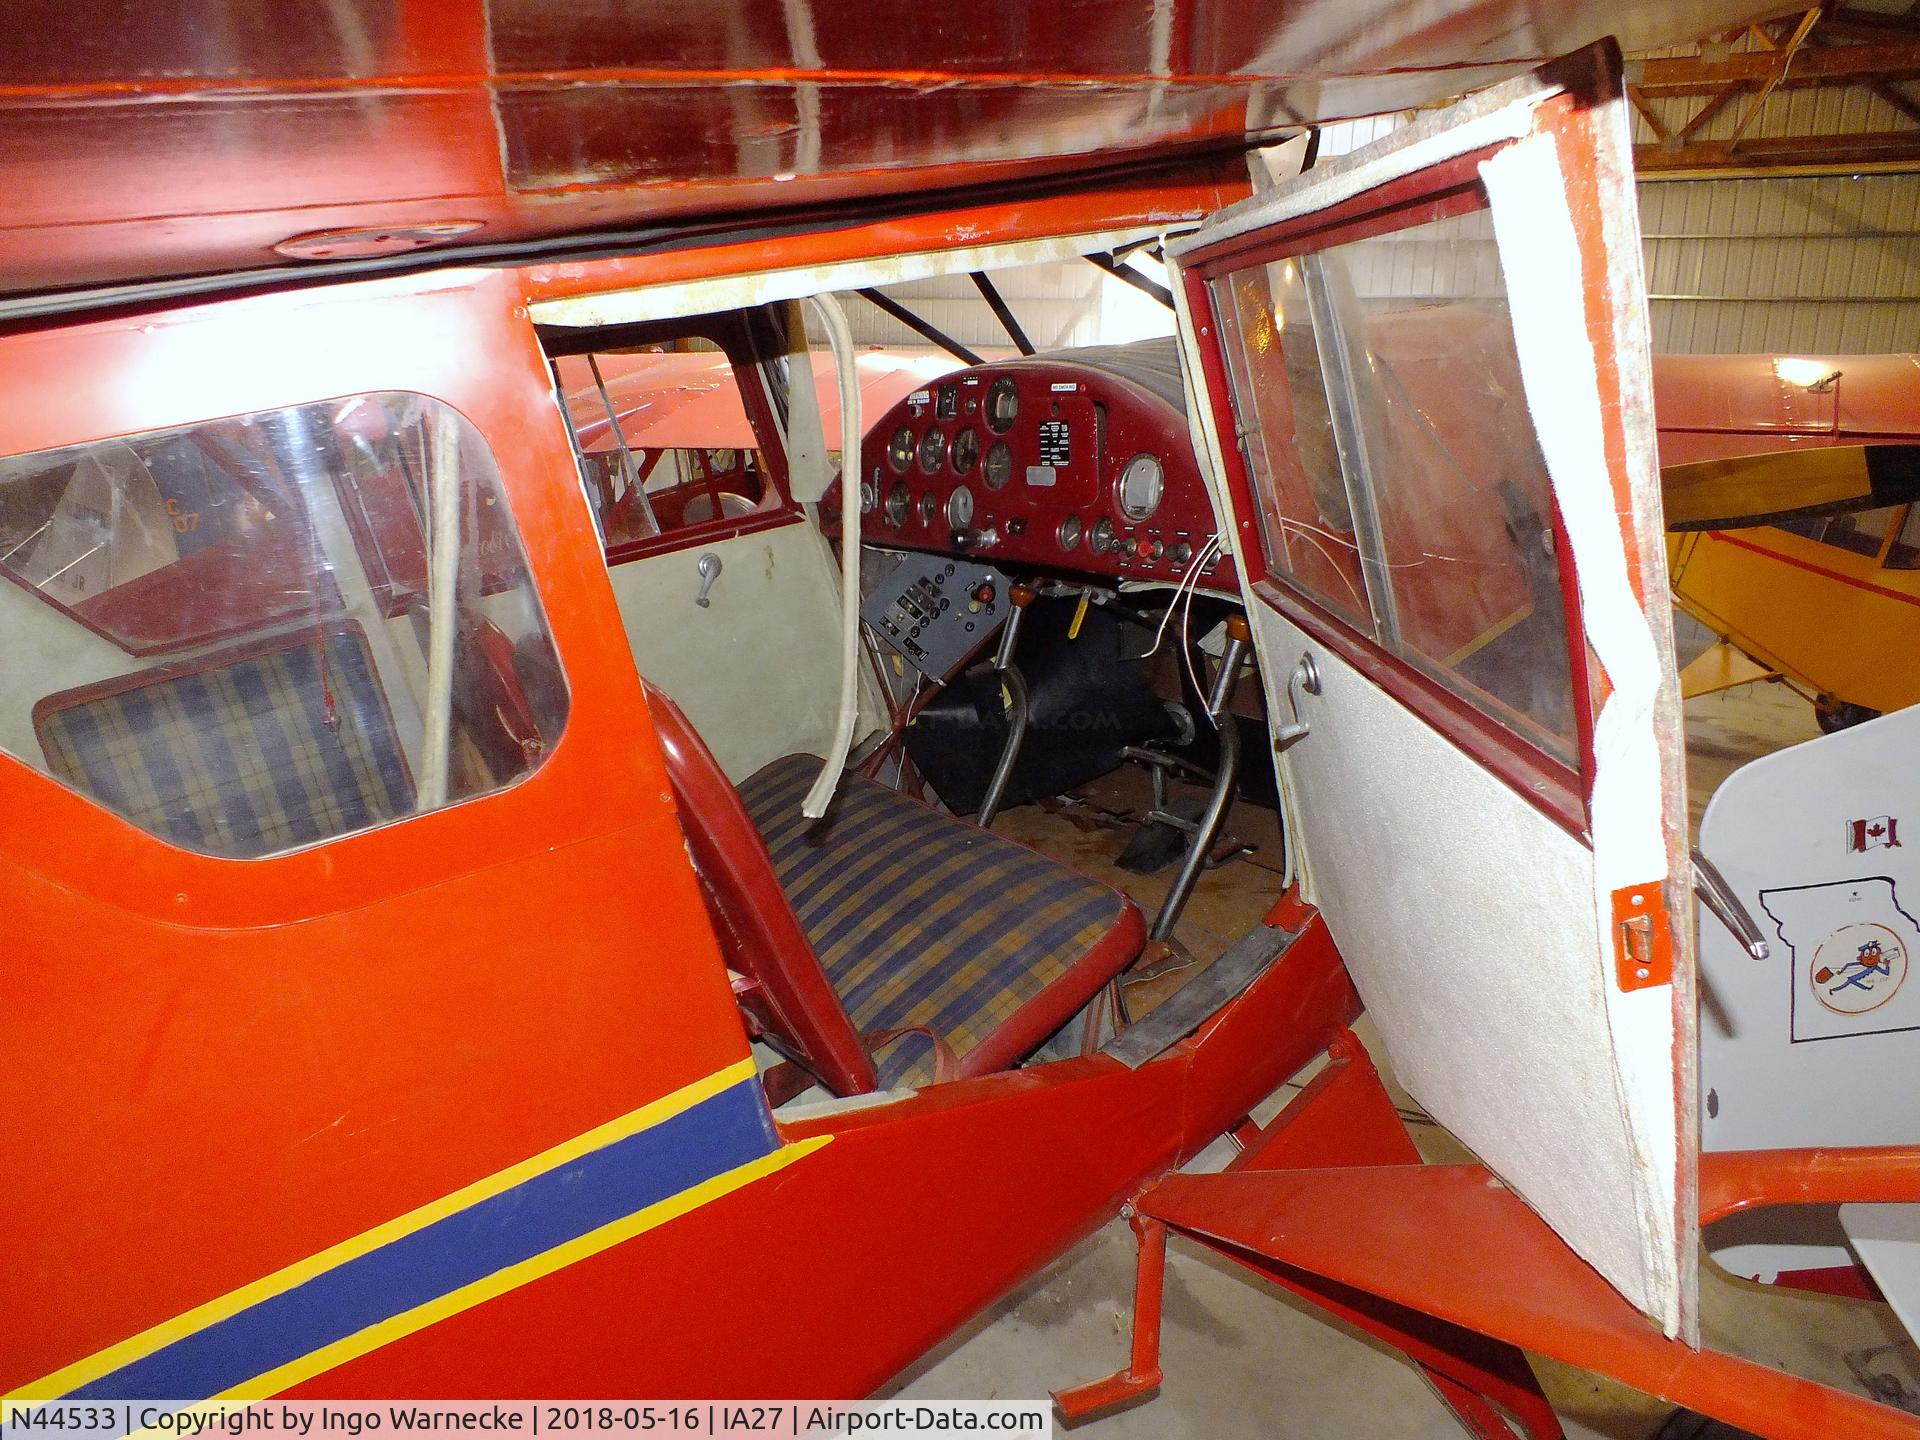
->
[0, 0, 1779, 304]
[1662, 443, 1920, 531]
[559, 350, 963, 452]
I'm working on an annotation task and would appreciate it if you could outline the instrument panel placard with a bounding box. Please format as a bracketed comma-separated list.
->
[1037, 419, 1070, 469]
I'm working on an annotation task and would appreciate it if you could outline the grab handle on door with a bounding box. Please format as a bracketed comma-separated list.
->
[1691, 847, 1770, 961]
[1272, 652, 1321, 755]
[694, 553, 722, 608]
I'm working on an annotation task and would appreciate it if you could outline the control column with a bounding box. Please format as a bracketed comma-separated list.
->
[977, 583, 1038, 829]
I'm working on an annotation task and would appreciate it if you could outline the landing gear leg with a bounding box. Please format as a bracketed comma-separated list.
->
[1051, 1212, 1167, 1418]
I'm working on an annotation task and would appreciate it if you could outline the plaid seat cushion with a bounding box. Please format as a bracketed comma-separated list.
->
[38, 630, 414, 858]
[741, 754, 1131, 1088]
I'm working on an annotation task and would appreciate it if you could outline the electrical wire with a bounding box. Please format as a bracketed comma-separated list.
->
[1178, 535, 1226, 722]
[1131, 533, 1224, 662]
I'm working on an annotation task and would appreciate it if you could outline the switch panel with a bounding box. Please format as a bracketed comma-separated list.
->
[862, 551, 1008, 681]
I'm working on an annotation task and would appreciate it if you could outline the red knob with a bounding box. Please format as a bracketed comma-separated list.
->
[974, 583, 997, 605]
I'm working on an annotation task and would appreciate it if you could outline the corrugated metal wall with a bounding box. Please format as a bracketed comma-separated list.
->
[1641, 175, 1920, 352]
[1626, 34, 1920, 352]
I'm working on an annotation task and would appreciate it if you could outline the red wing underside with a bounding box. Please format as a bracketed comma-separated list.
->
[0, 0, 1774, 296]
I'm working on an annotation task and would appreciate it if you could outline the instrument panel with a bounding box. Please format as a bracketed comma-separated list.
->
[836, 344, 1238, 591]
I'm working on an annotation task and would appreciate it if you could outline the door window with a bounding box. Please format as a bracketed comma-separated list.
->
[0, 394, 569, 857]
[1209, 204, 1579, 766]
[1214, 261, 1368, 627]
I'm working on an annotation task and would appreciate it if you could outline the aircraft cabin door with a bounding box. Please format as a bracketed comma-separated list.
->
[1168, 42, 1699, 1338]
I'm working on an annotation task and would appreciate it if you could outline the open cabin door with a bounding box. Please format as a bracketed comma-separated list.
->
[1169, 43, 1699, 1337]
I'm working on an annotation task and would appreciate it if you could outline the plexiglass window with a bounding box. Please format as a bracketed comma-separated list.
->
[0, 394, 569, 857]
[1777, 505, 1899, 561]
[1887, 505, 1920, 570]
[1214, 262, 1369, 627]
[1211, 205, 1579, 763]
[552, 346, 781, 551]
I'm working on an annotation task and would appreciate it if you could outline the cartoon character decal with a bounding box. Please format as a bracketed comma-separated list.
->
[1810, 927, 1905, 1015]
[1760, 877, 1919, 1042]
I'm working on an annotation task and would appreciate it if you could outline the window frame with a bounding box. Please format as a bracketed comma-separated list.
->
[1180, 149, 1596, 836]
[0, 268, 658, 936]
[540, 310, 806, 568]
[0, 388, 573, 863]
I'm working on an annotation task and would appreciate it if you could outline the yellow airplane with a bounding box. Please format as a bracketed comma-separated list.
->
[1666, 443, 1920, 733]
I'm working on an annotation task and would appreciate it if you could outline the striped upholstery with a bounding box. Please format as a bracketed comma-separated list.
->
[741, 754, 1131, 1088]
[39, 631, 413, 858]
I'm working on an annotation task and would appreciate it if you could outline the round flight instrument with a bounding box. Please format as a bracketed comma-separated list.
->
[885, 481, 912, 526]
[1117, 453, 1165, 521]
[917, 428, 947, 474]
[951, 427, 980, 474]
[946, 486, 975, 530]
[986, 376, 1020, 434]
[1089, 516, 1116, 555]
[983, 440, 1013, 491]
[887, 426, 915, 473]
[917, 491, 939, 526]
[1057, 514, 1083, 552]
[860, 478, 878, 514]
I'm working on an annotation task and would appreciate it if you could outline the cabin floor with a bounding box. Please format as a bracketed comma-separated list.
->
[989, 764, 1290, 1022]
[883, 678, 1920, 1437]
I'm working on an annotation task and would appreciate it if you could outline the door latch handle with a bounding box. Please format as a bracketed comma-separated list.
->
[694, 553, 722, 608]
[1272, 652, 1321, 754]
[1691, 847, 1770, 960]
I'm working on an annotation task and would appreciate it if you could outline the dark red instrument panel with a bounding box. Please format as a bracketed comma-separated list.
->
[835, 342, 1238, 591]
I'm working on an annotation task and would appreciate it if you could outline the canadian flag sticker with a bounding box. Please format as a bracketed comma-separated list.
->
[1848, 816, 1902, 853]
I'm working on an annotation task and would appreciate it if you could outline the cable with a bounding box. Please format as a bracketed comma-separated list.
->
[1132, 534, 1222, 661]
[1178, 535, 1226, 721]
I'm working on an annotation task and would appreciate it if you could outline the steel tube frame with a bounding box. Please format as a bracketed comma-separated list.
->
[855, 288, 984, 365]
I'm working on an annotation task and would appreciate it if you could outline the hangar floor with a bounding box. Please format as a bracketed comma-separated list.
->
[885, 679, 1920, 1437]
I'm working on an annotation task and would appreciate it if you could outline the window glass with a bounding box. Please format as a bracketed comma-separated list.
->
[1212, 262, 1370, 627]
[1777, 505, 1897, 561]
[1211, 205, 1578, 764]
[0, 394, 569, 857]
[553, 346, 781, 550]
[1885, 505, 1920, 570]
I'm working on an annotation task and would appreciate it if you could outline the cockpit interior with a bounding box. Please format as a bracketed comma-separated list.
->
[532, 280, 1278, 1106]
[11, 24, 1920, 1430]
